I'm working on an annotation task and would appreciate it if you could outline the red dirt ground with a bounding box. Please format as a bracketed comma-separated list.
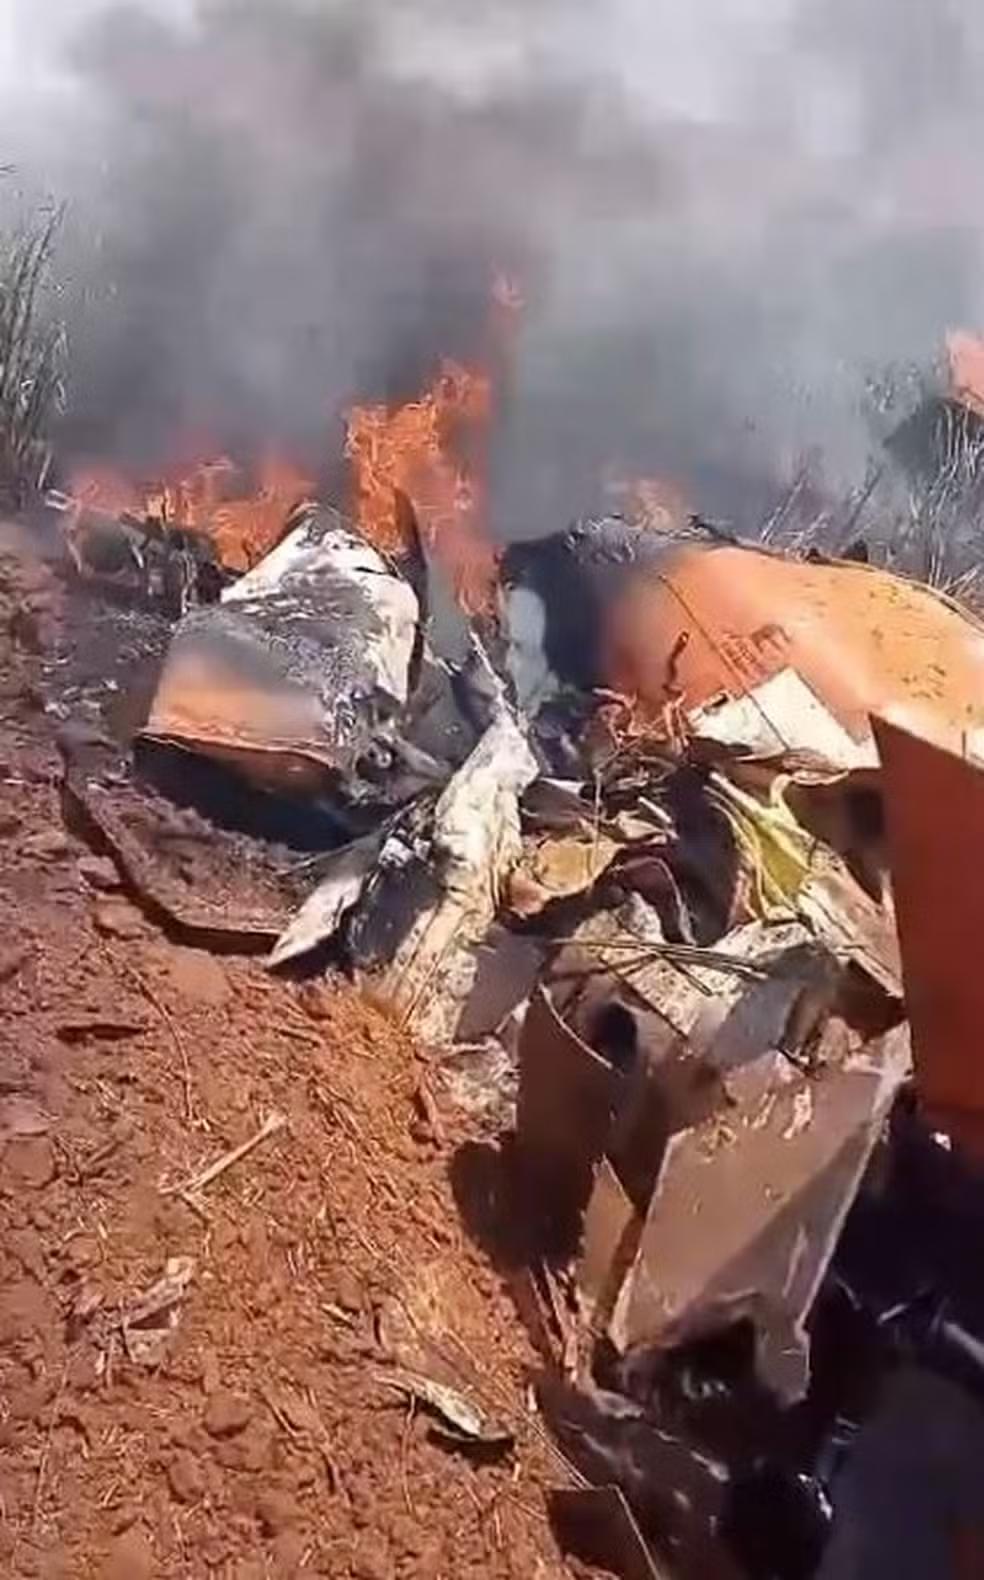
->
[0, 525, 593, 1579]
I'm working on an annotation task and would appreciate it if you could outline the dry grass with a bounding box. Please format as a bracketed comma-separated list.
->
[0, 206, 67, 506]
[757, 366, 984, 610]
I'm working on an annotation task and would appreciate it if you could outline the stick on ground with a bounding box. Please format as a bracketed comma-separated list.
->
[163, 1110, 287, 1200]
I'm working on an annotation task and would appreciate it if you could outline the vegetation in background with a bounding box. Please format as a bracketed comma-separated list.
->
[759, 358, 984, 608]
[0, 205, 67, 508]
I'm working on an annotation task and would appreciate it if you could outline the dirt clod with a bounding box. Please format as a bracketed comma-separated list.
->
[77, 855, 122, 891]
[92, 897, 145, 940]
[101, 1528, 154, 1580]
[198, 1348, 221, 1395]
[166, 1449, 206, 1505]
[3, 1136, 56, 1190]
[332, 1269, 364, 1315]
[157, 946, 229, 1007]
[350, 1533, 394, 1580]
[213, 1419, 275, 1473]
[22, 830, 71, 862]
[0, 945, 30, 983]
[110, 1505, 141, 1536]
[204, 1389, 253, 1439]
[255, 1488, 301, 1536]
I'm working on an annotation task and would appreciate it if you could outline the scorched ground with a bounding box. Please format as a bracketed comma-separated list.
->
[0, 521, 587, 1579]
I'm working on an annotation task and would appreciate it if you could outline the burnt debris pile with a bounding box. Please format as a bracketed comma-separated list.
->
[49, 496, 984, 1579]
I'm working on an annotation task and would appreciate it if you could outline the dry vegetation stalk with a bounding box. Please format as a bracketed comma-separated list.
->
[0, 206, 66, 505]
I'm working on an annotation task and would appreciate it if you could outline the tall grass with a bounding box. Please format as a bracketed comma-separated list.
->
[757, 361, 984, 608]
[0, 206, 67, 507]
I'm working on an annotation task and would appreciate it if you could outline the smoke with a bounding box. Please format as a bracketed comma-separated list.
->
[2, 0, 984, 532]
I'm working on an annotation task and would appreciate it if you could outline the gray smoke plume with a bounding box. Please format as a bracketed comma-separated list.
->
[2, 0, 983, 534]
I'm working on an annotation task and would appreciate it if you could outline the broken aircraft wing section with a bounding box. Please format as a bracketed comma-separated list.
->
[502, 521, 984, 764]
[143, 504, 422, 797]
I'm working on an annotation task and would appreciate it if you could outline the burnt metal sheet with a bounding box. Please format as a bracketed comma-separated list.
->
[143, 505, 421, 796]
[504, 522, 984, 758]
[508, 829, 622, 918]
[576, 1160, 639, 1332]
[796, 866, 902, 1000]
[539, 1375, 734, 1577]
[548, 1485, 675, 1580]
[516, 985, 619, 1249]
[610, 543, 984, 756]
[609, 1023, 912, 1402]
[518, 897, 909, 1401]
[874, 716, 984, 1158]
[267, 829, 386, 969]
[351, 703, 539, 1044]
[690, 668, 866, 766]
[547, 903, 835, 1084]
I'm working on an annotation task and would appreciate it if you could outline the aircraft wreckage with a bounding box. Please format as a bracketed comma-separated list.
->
[53, 490, 984, 1580]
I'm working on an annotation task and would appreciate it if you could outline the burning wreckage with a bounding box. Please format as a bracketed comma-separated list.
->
[51, 487, 984, 1579]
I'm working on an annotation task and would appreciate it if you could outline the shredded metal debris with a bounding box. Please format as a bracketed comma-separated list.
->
[48, 496, 984, 1579]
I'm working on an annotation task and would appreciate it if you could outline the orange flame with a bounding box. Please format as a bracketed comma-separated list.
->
[71, 274, 521, 599]
[69, 464, 143, 518]
[345, 359, 499, 615]
[69, 451, 314, 571]
[154, 453, 314, 570]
